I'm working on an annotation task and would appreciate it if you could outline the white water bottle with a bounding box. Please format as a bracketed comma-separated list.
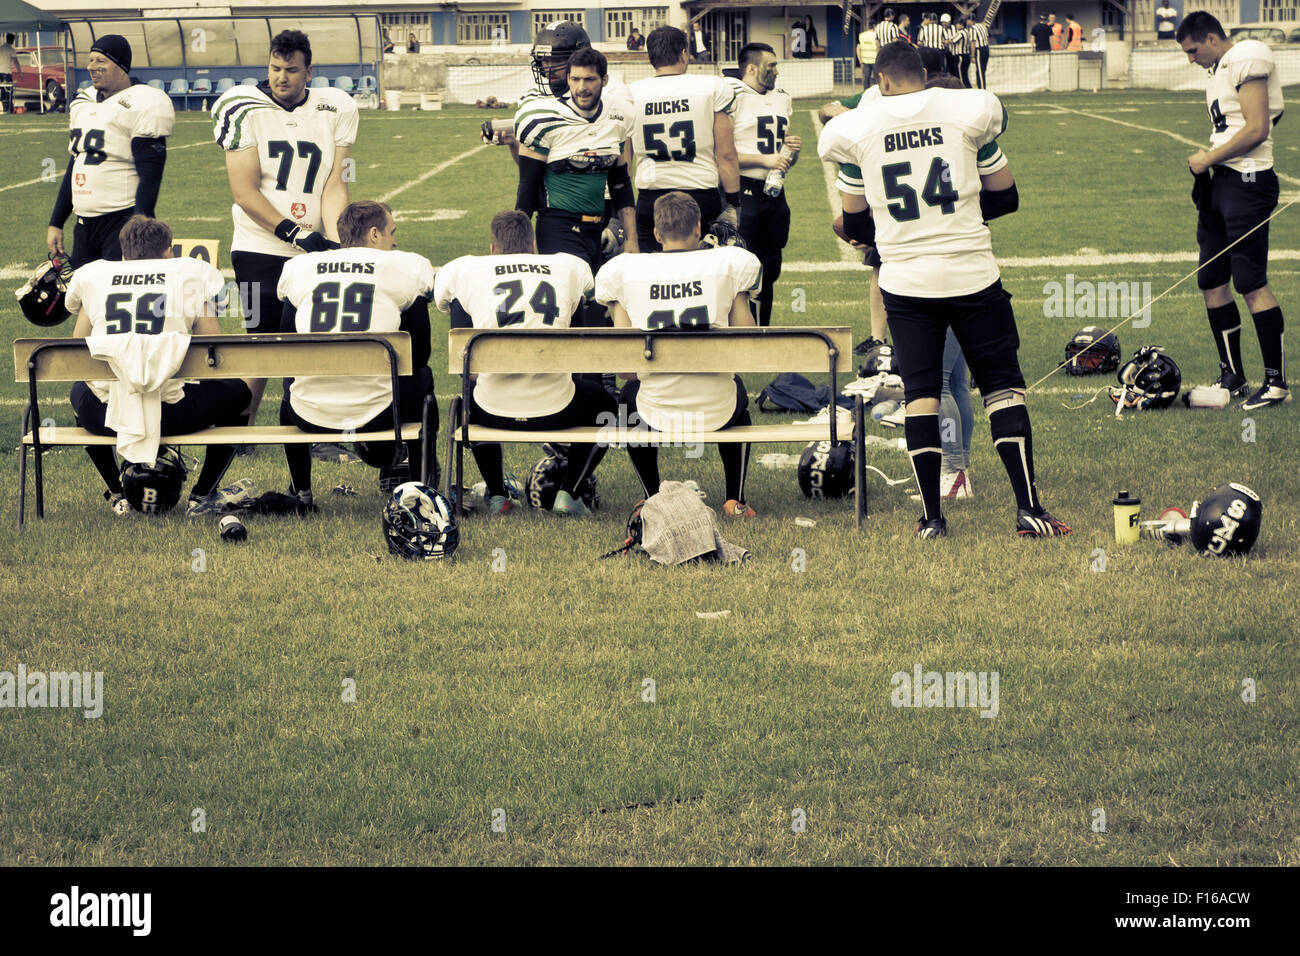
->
[762, 143, 799, 197]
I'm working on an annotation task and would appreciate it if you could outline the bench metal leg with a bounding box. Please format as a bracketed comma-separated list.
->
[445, 396, 462, 516]
[18, 444, 28, 527]
[32, 425, 45, 521]
[854, 395, 867, 528]
[420, 395, 433, 486]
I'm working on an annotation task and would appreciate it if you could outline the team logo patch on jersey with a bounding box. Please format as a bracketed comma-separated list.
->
[75, 173, 85, 187]
[291, 202, 307, 220]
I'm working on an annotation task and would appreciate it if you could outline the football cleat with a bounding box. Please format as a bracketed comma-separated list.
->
[914, 515, 948, 539]
[723, 499, 757, 518]
[551, 489, 592, 516]
[1016, 508, 1072, 538]
[104, 490, 131, 516]
[186, 478, 258, 517]
[1240, 379, 1291, 410]
[1211, 364, 1249, 397]
[940, 470, 973, 500]
[487, 494, 517, 516]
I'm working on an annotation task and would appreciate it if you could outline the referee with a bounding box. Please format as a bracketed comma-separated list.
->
[917, 14, 945, 51]
[967, 17, 991, 89]
[876, 8, 901, 46]
[950, 17, 973, 88]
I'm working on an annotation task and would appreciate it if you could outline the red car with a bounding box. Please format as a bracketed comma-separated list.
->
[11, 46, 67, 107]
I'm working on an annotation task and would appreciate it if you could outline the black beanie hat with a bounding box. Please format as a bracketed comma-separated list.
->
[90, 35, 132, 74]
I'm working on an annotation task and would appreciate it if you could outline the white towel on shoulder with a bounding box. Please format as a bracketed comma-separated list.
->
[87, 332, 191, 464]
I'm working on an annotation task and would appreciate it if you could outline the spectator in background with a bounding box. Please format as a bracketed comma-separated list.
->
[407, 32, 420, 53]
[692, 21, 711, 62]
[627, 28, 644, 51]
[1066, 14, 1083, 51]
[1030, 15, 1053, 52]
[1049, 14, 1064, 51]
[858, 22, 878, 88]
[381, 28, 395, 54]
[939, 13, 958, 75]
[1156, 4, 1178, 42]
[791, 20, 808, 59]
[898, 13, 912, 43]
[877, 8, 901, 47]
[804, 16, 820, 54]
[0, 33, 18, 114]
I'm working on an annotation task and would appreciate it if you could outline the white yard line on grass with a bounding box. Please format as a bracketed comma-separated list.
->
[0, 139, 214, 194]
[377, 144, 489, 203]
[809, 109, 861, 263]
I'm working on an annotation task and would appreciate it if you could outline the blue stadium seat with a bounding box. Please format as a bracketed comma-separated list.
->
[310, 76, 329, 89]
[191, 78, 212, 95]
[357, 75, 377, 93]
[334, 75, 355, 93]
[240, 77, 258, 87]
[147, 79, 165, 91]
[167, 78, 188, 96]
[215, 78, 235, 94]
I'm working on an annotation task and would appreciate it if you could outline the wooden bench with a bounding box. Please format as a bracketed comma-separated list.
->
[14, 332, 436, 524]
[445, 327, 870, 527]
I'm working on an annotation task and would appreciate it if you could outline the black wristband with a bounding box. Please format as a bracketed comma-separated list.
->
[273, 218, 299, 243]
[725, 191, 740, 208]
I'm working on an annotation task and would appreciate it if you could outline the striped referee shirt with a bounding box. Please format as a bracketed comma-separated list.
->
[917, 22, 946, 48]
[947, 26, 970, 55]
[876, 20, 901, 45]
[967, 23, 990, 49]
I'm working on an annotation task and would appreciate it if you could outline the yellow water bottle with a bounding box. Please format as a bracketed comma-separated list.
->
[1113, 490, 1140, 544]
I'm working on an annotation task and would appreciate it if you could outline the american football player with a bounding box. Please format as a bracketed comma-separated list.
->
[212, 29, 358, 425]
[47, 35, 175, 269]
[594, 191, 761, 517]
[629, 26, 742, 253]
[275, 201, 437, 508]
[819, 42, 1070, 539]
[434, 210, 615, 516]
[65, 215, 252, 514]
[1179, 12, 1289, 410]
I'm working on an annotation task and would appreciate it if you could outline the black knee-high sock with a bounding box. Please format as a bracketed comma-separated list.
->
[285, 443, 312, 495]
[989, 404, 1039, 512]
[1250, 306, 1286, 382]
[627, 445, 660, 498]
[720, 442, 751, 502]
[562, 442, 607, 496]
[1208, 302, 1244, 376]
[470, 443, 507, 498]
[905, 413, 943, 521]
[86, 447, 123, 495]
[192, 414, 251, 497]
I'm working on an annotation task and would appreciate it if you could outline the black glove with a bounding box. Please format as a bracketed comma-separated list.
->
[274, 218, 339, 252]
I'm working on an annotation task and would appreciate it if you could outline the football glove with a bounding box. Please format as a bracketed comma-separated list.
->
[716, 204, 740, 231]
[700, 218, 746, 250]
[275, 219, 339, 253]
[601, 222, 626, 257]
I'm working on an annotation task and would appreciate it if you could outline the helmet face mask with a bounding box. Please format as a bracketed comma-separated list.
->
[1189, 482, 1261, 557]
[17, 255, 75, 327]
[1065, 325, 1121, 376]
[1110, 346, 1181, 409]
[383, 482, 459, 560]
[120, 444, 188, 514]
[531, 21, 590, 95]
[798, 440, 855, 499]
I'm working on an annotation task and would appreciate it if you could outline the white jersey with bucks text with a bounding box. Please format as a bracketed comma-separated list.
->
[514, 86, 634, 216]
[277, 247, 434, 428]
[66, 83, 175, 217]
[1206, 39, 1284, 174]
[835, 86, 882, 195]
[595, 247, 760, 431]
[66, 256, 225, 404]
[629, 73, 741, 190]
[212, 84, 359, 257]
[733, 85, 793, 180]
[434, 252, 593, 419]
[819, 87, 1009, 297]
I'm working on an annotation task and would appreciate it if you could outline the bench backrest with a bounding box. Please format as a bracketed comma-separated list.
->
[448, 327, 852, 375]
[14, 332, 413, 384]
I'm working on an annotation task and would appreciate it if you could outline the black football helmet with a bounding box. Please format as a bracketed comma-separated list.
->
[383, 481, 459, 560]
[531, 21, 590, 95]
[526, 445, 599, 511]
[16, 255, 75, 327]
[120, 445, 188, 514]
[858, 341, 900, 378]
[1189, 482, 1262, 557]
[1065, 325, 1121, 376]
[1110, 346, 1181, 409]
[798, 440, 855, 499]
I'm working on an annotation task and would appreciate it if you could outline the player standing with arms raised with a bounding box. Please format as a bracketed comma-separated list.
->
[629, 26, 742, 253]
[732, 43, 799, 327]
[47, 35, 174, 269]
[212, 29, 357, 424]
[1179, 11, 1289, 409]
[819, 42, 1070, 539]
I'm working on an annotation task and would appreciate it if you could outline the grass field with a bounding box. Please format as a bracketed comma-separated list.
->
[1, 89, 1298, 866]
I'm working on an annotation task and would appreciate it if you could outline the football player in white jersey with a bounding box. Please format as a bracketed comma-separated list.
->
[629, 26, 742, 253]
[732, 43, 801, 327]
[212, 29, 358, 425]
[435, 210, 617, 517]
[819, 42, 1070, 540]
[276, 201, 436, 508]
[595, 191, 762, 518]
[65, 216, 252, 514]
[1178, 12, 1289, 410]
[47, 36, 174, 269]
[515, 46, 637, 331]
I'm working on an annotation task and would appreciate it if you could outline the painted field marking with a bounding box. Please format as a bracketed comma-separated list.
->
[377, 144, 489, 203]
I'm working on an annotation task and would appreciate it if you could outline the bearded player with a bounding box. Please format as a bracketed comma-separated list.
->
[1179, 11, 1289, 410]
[212, 29, 357, 425]
[819, 42, 1070, 539]
[47, 35, 174, 269]
[275, 201, 436, 508]
[595, 191, 761, 518]
[732, 43, 800, 327]
[629, 26, 742, 253]
[435, 210, 616, 517]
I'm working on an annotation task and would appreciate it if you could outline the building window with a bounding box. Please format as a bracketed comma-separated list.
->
[1260, 0, 1297, 23]
[605, 8, 669, 41]
[532, 11, 586, 40]
[458, 13, 510, 46]
[381, 12, 431, 46]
